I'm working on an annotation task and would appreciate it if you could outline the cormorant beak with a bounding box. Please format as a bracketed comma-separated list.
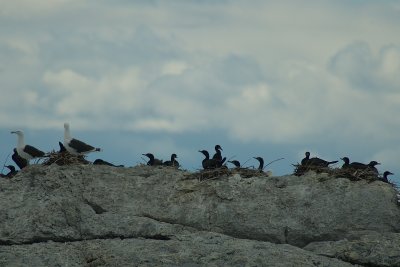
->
[377, 162, 381, 165]
[11, 131, 16, 134]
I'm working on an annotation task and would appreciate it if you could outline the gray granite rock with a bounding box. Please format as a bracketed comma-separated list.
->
[304, 231, 400, 267]
[0, 232, 357, 267]
[0, 164, 399, 266]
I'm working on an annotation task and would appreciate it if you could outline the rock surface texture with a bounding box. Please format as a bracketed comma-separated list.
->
[0, 164, 399, 266]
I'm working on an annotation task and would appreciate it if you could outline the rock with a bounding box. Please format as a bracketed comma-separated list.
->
[0, 232, 357, 267]
[304, 231, 400, 267]
[0, 164, 399, 266]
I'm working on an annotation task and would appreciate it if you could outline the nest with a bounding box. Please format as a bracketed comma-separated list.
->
[188, 166, 269, 181]
[42, 151, 90, 166]
[293, 164, 379, 181]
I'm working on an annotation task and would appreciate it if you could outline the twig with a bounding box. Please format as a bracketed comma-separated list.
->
[263, 157, 285, 170]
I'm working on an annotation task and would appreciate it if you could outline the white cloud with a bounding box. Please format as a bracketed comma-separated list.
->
[0, 1, 399, 160]
[161, 61, 188, 76]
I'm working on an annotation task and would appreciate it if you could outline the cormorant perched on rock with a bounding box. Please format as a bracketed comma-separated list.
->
[365, 161, 380, 174]
[228, 160, 241, 169]
[5, 165, 18, 178]
[254, 157, 264, 172]
[143, 153, 163, 166]
[340, 157, 351, 168]
[11, 130, 45, 162]
[64, 123, 101, 155]
[12, 148, 28, 169]
[93, 159, 124, 167]
[58, 142, 67, 153]
[212, 145, 223, 160]
[341, 157, 380, 174]
[301, 152, 338, 167]
[199, 150, 221, 169]
[212, 145, 226, 167]
[381, 171, 393, 183]
[163, 154, 180, 168]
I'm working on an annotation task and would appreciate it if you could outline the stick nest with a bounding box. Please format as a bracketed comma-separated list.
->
[188, 167, 269, 181]
[293, 164, 379, 181]
[42, 151, 90, 166]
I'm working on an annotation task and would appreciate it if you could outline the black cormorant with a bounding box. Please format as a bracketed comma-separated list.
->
[12, 148, 28, 169]
[5, 165, 17, 178]
[254, 157, 264, 172]
[199, 150, 220, 169]
[163, 154, 180, 168]
[58, 141, 67, 152]
[341, 157, 380, 173]
[143, 153, 163, 166]
[93, 159, 124, 167]
[211, 145, 226, 167]
[228, 160, 241, 169]
[381, 171, 393, 183]
[301, 152, 338, 167]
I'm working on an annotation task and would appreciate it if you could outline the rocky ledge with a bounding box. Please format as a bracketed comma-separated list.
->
[0, 164, 399, 266]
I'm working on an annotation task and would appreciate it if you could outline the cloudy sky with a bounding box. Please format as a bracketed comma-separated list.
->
[1, 1, 399, 184]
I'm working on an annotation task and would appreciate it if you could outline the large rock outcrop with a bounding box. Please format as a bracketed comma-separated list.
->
[0, 164, 399, 266]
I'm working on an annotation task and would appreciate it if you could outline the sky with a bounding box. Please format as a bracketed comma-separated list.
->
[1, 1, 399, 185]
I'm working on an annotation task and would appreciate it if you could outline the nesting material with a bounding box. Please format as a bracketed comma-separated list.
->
[293, 164, 380, 181]
[42, 151, 90, 166]
[188, 167, 270, 181]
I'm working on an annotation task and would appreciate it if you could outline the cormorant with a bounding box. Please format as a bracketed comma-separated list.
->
[199, 150, 220, 169]
[11, 130, 45, 162]
[381, 171, 393, 183]
[12, 148, 28, 169]
[254, 157, 264, 172]
[142, 153, 163, 166]
[64, 123, 101, 155]
[228, 160, 241, 169]
[212, 145, 223, 160]
[163, 153, 180, 168]
[341, 157, 380, 174]
[301, 152, 338, 167]
[93, 159, 124, 167]
[5, 165, 17, 178]
[58, 141, 67, 152]
[211, 145, 226, 167]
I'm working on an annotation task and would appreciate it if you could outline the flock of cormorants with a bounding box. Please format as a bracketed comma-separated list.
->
[0, 123, 396, 185]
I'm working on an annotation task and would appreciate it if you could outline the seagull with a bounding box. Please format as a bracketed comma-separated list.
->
[11, 130, 45, 162]
[63, 123, 101, 155]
